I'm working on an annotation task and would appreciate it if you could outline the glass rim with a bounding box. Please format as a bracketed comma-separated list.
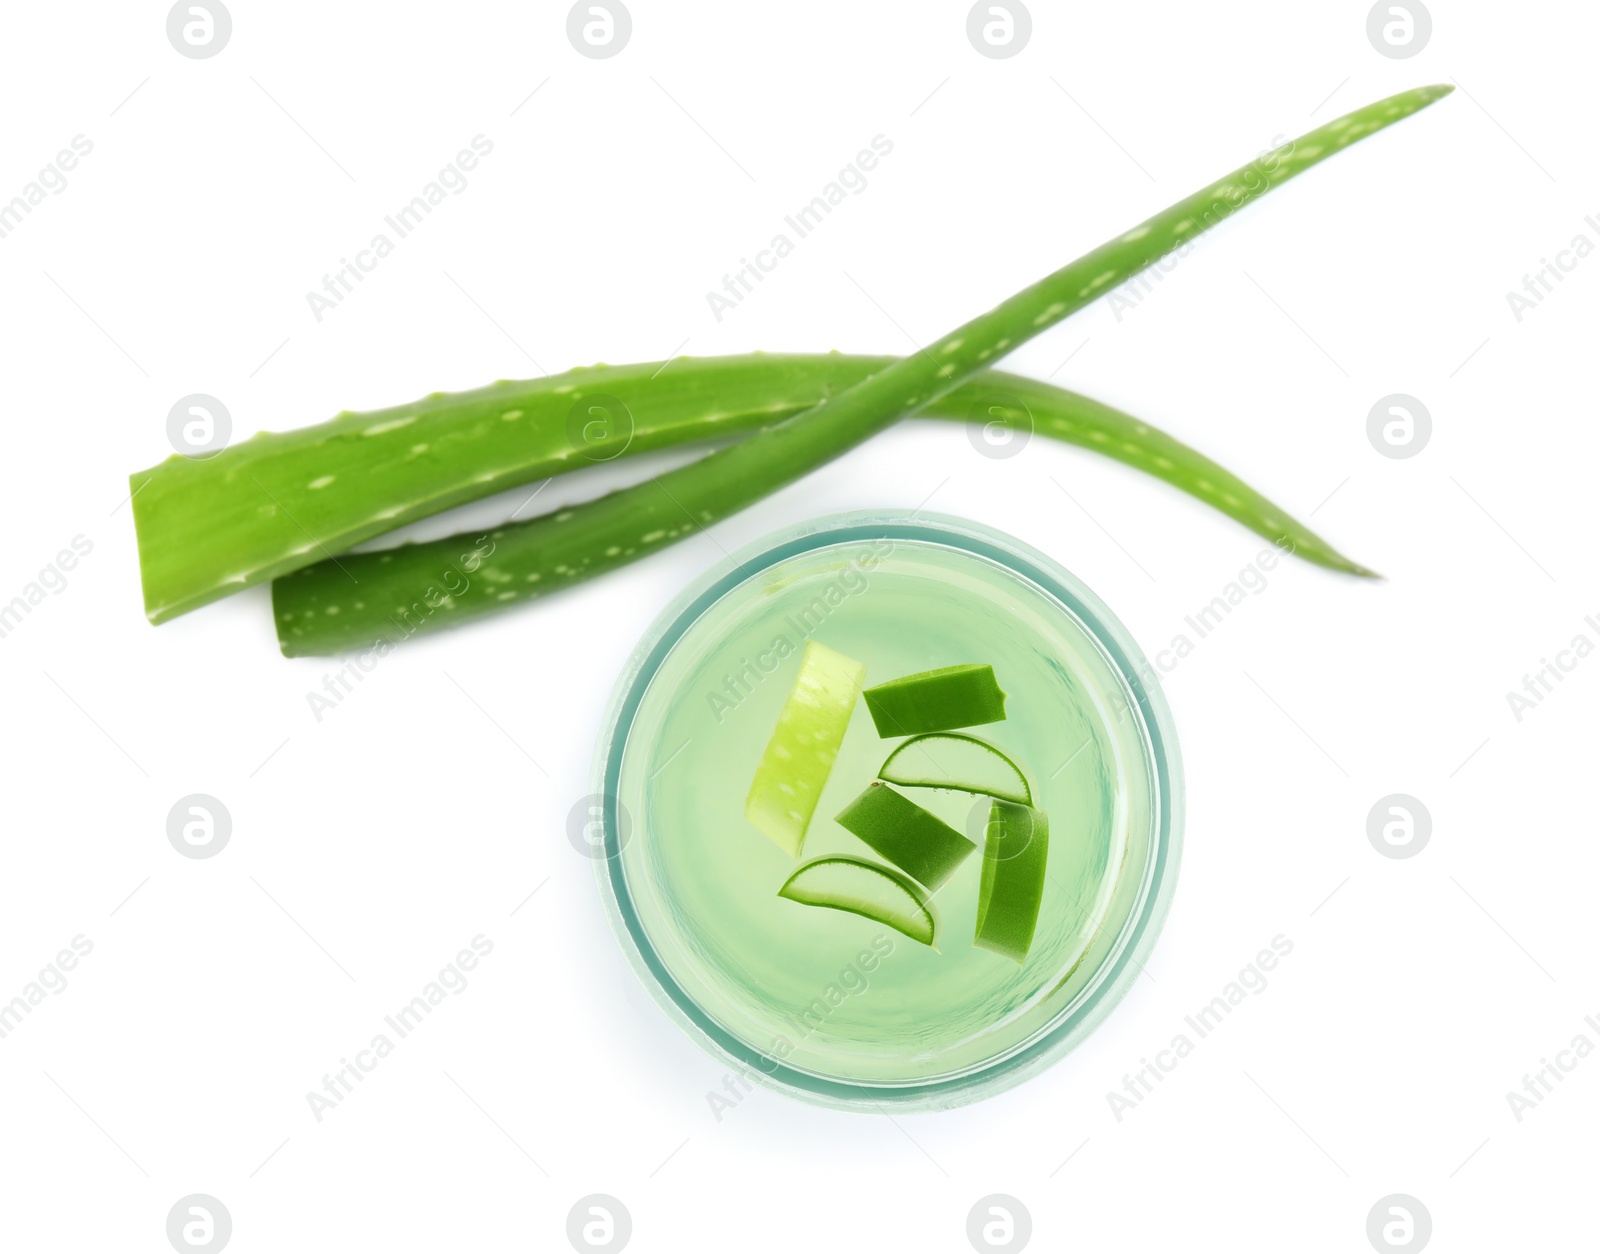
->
[591, 509, 1184, 1112]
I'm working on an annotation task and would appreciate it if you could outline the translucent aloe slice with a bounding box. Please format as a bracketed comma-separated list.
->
[861, 664, 1007, 736]
[974, 801, 1050, 963]
[833, 782, 976, 890]
[745, 640, 866, 857]
[778, 856, 936, 947]
[878, 733, 1032, 805]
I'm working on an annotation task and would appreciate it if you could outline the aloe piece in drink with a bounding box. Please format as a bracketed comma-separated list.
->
[975, 801, 1050, 963]
[862, 664, 1007, 736]
[745, 640, 866, 857]
[833, 782, 976, 891]
[878, 733, 1033, 805]
[778, 856, 937, 947]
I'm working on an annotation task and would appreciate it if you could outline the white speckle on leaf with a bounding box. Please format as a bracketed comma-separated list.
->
[308, 475, 335, 489]
[362, 417, 414, 436]
[500, 409, 523, 421]
[1121, 224, 1151, 242]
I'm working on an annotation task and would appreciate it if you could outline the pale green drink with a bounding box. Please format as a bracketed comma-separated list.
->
[596, 513, 1180, 1108]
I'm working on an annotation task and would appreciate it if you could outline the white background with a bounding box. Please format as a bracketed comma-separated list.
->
[0, 1, 1593, 1250]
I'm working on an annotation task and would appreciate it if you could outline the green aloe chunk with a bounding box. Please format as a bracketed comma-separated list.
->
[745, 640, 866, 858]
[975, 801, 1050, 964]
[878, 733, 1032, 805]
[833, 782, 977, 891]
[778, 856, 936, 947]
[862, 665, 1007, 737]
[267, 85, 1450, 656]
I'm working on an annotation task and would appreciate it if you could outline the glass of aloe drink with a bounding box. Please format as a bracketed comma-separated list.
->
[592, 511, 1182, 1110]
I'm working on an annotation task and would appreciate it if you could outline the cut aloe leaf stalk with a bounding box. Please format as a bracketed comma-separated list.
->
[974, 801, 1050, 964]
[833, 782, 977, 891]
[778, 856, 936, 947]
[745, 641, 866, 858]
[878, 733, 1032, 805]
[269, 85, 1451, 656]
[862, 664, 1007, 737]
[133, 357, 1373, 627]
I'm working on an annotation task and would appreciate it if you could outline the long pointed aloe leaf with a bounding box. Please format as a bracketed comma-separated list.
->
[133, 356, 1365, 626]
[271, 85, 1450, 657]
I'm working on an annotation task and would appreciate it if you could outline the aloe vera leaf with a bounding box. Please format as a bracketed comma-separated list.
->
[273, 85, 1452, 657]
[132, 354, 888, 625]
[777, 855, 936, 946]
[862, 664, 1007, 736]
[833, 782, 977, 891]
[951, 373, 1377, 578]
[131, 356, 1367, 625]
[878, 733, 1032, 805]
[745, 640, 866, 857]
[974, 801, 1050, 964]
